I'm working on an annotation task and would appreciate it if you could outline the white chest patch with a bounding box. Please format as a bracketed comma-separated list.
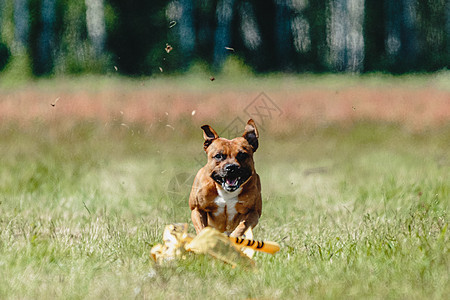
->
[213, 187, 242, 223]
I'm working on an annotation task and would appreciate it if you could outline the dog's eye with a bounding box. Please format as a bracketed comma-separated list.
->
[214, 153, 225, 160]
[236, 152, 249, 161]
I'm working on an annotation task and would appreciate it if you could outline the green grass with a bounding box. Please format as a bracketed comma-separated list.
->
[2, 69, 450, 92]
[0, 80, 449, 299]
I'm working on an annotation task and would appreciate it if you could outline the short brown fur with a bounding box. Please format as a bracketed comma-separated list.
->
[189, 119, 262, 238]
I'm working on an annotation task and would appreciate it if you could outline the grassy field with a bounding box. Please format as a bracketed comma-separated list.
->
[0, 75, 449, 299]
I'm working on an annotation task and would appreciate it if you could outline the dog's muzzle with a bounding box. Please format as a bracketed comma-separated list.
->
[212, 164, 252, 192]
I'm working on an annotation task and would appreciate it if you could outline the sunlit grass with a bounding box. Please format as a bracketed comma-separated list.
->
[0, 75, 448, 298]
[1, 70, 449, 92]
[0, 115, 448, 299]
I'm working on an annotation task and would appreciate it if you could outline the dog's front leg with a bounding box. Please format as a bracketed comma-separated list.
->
[191, 207, 208, 234]
[229, 210, 259, 238]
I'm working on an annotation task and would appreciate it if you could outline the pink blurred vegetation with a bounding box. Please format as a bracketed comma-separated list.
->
[1, 84, 449, 132]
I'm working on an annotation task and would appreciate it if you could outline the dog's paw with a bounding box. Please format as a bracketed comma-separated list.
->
[230, 221, 247, 237]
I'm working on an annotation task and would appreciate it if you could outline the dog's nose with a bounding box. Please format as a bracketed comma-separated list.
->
[225, 164, 238, 173]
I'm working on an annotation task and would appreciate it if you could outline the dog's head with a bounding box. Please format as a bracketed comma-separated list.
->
[201, 119, 259, 192]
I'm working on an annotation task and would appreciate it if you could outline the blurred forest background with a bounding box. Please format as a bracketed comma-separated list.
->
[0, 0, 449, 78]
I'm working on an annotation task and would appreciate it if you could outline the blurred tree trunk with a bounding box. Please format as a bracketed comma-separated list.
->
[290, 0, 311, 55]
[274, 0, 292, 70]
[446, 0, 450, 63]
[290, 0, 318, 72]
[415, 0, 448, 71]
[85, 0, 106, 57]
[364, 0, 386, 71]
[37, 0, 56, 74]
[328, 0, 346, 71]
[306, 0, 328, 71]
[13, 0, 30, 53]
[178, 0, 195, 67]
[196, 0, 215, 64]
[385, 0, 419, 72]
[399, 0, 419, 67]
[346, 0, 365, 72]
[385, 0, 401, 57]
[54, 2, 89, 74]
[213, 0, 235, 69]
[328, 0, 364, 72]
[238, 1, 261, 51]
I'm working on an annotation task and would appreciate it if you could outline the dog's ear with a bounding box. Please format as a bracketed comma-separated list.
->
[242, 119, 259, 152]
[201, 125, 219, 151]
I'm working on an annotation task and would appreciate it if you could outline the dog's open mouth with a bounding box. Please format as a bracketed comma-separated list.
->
[224, 176, 240, 191]
[212, 168, 251, 192]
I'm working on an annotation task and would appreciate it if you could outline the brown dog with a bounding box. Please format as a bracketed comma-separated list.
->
[189, 119, 261, 238]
